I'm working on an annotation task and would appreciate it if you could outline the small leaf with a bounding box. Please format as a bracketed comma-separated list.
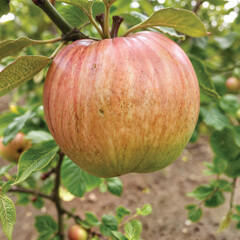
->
[85, 212, 100, 226]
[212, 156, 227, 175]
[0, 0, 10, 18]
[136, 204, 152, 216]
[3, 110, 36, 145]
[0, 111, 19, 136]
[219, 94, 240, 116]
[0, 194, 16, 240]
[187, 185, 214, 200]
[1, 180, 13, 194]
[204, 191, 225, 208]
[100, 215, 118, 237]
[217, 213, 232, 233]
[124, 220, 142, 239]
[61, 156, 101, 197]
[124, 8, 208, 37]
[35, 215, 58, 240]
[116, 206, 131, 223]
[57, 0, 94, 17]
[186, 205, 202, 222]
[16, 193, 30, 206]
[112, 231, 128, 240]
[106, 177, 123, 197]
[14, 140, 59, 185]
[190, 57, 219, 99]
[0, 55, 51, 97]
[32, 197, 44, 210]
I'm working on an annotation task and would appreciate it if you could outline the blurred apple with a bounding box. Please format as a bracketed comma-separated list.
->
[68, 225, 88, 240]
[226, 77, 240, 93]
[236, 109, 240, 121]
[0, 133, 31, 163]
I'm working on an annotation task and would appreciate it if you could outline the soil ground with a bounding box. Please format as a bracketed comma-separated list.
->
[0, 96, 240, 240]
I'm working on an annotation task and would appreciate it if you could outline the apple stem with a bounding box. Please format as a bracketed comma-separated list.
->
[110, 16, 124, 38]
[96, 13, 106, 32]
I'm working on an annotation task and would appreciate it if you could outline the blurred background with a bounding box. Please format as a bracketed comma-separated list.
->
[1, 0, 240, 239]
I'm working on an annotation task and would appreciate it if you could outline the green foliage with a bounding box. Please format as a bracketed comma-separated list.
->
[61, 156, 101, 197]
[106, 177, 123, 197]
[0, 0, 10, 18]
[35, 215, 58, 240]
[185, 205, 202, 222]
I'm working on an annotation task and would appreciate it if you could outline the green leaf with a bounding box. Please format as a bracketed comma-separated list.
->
[111, 231, 128, 240]
[0, 0, 10, 18]
[136, 204, 152, 216]
[124, 8, 208, 38]
[35, 215, 58, 240]
[14, 140, 59, 185]
[187, 184, 214, 200]
[32, 197, 44, 210]
[61, 156, 101, 197]
[1, 180, 13, 194]
[124, 220, 142, 240]
[210, 179, 231, 192]
[16, 193, 30, 206]
[0, 194, 16, 240]
[57, 0, 94, 17]
[100, 215, 118, 236]
[200, 106, 230, 131]
[204, 191, 225, 208]
[57, 4, 89, 28]
[190, 57, 219, 99]
[85, 212, 100, 226]
[121, 11, 184, 39]
[212, 156, 227, 174]
[219, 94, 240, 116]
[224, 158, 240, 177]
[106, 177, 123, 196]
[210, 128, 240, 160]
[0, 55, 51, 97]
[25, 130, 53, 144]
[0, 37, 49, 61]
[116, 206, 131, 223]
[186, 205, 202, 222]
[3, 110, 36, 145]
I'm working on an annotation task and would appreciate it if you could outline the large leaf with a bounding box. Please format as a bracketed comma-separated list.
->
[3, 110, 36, 145]
[0, 55, 51, 97]
[0, 194, 16, 240]
[190, 57, 219, 99]
[57, 0, 94, 17]
[124, 220, 142, 240]
[61, 156, 101, 197]
[14, 140, 59, 185]
[123, 8, 208, 37]
[25, 130, 53, 144]
[0, 37, 49, 61]
[121, 11, 184, 39]
[0, 0, 10, 18]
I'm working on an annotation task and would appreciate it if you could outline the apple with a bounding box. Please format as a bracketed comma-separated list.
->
[226, 77, 240, 92]
[68, 225, 88, 240]
[0, 133, 31, 163]
[43, 31, 200, 178]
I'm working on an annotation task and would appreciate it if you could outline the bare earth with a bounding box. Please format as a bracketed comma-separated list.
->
[0, 96, 240, 240]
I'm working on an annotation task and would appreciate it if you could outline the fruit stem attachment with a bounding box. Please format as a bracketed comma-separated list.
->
[110, 16, 124, 38]
[50, 41, 66, 59]
[96, 13, 105, 32]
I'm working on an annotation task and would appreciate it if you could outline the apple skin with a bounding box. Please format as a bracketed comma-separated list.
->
[43, 31, 200, 178]
[68, 225, 88, 240]
[0, 133, 31, 163]
[226, 77, 240, 92]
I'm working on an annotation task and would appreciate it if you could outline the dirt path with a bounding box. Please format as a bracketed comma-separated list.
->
[0, 97, 240, 240]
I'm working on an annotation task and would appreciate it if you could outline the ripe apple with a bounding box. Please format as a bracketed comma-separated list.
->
[68, 225, 88, 240]
[43, 31, 200, 178]
[0, 133, 31, 163]
[226, 77, 240, 92]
